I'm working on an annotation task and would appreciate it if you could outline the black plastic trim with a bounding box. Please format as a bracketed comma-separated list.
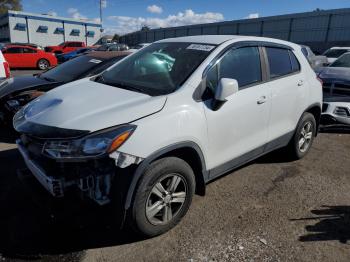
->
[124, 141, 208, 209]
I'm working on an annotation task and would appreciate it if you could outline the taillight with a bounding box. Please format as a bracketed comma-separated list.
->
[3, 61, 10, 78]
[317, 77, 323, 86]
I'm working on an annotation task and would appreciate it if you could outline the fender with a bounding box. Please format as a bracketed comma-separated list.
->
[124, 141, 208, 210]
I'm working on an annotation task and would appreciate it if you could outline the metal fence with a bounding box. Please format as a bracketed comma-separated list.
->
[119, 8, 350, 53]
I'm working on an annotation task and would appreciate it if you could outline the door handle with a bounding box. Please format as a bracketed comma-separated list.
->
[257, 96, 267, 105]
[298, 80, 304, 86]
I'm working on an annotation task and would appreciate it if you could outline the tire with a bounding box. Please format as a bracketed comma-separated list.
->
[286, 112, 316, 160]
[130, 157, 195, 237]
[37, 59, 50, 70]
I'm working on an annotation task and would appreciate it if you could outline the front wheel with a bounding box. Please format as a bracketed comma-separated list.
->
[37, 59, 50, 70]
[130, 157, 195, 237]
[287, 112, 316, 159]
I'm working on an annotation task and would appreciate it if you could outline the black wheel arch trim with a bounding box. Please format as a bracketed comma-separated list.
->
[304, 102, 322, 135]
[124, 141, 208, 210]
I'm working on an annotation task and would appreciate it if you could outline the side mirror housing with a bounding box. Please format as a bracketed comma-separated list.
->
[215, 78, 239, 101]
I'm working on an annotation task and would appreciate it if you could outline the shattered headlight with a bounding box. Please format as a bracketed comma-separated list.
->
[43, 125, 136, 159]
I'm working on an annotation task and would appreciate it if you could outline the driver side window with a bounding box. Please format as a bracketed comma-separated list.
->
[206, 46, 262, 94]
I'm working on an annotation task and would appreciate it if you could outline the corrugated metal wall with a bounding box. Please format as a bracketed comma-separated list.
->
[119, 8, 350, 53]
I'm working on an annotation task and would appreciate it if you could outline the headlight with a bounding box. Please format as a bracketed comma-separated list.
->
[43, 125, 136, 159]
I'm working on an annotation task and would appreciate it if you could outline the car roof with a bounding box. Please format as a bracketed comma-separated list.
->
[156, 35, 299, 48]
[87, 51, 131, 59]
[5, 44, 35, 49]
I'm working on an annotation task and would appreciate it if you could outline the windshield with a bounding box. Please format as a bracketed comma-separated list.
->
[40, 55, 107, 82]
[98, 42, 215, 96]
[323, 49, 349, 58]
[330, 53, 350, 68]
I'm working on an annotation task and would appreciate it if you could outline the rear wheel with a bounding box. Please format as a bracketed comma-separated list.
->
[37, 59, 50, 70]
[287, 112, 316, 159]
[130, 157, 195, 237]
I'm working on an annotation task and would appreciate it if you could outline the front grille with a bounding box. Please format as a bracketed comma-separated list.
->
[334, 107, 350, 117]
[323, 82, 350, 97]
[322, 103, 329, 112]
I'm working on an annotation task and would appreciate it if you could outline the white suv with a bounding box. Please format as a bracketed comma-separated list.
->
[0, 50, 10, 80]
[14, 35, 322, 236]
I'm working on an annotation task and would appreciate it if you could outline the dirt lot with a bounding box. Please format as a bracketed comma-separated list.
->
[0, 129, 349, 262]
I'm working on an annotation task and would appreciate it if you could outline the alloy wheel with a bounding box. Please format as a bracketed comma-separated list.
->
[298, 121, 313, 153]
[146, 174, 187, 225]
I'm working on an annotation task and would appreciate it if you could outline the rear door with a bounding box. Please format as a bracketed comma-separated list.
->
[3, 47, 23, 67]
[263, 46, 306, 144]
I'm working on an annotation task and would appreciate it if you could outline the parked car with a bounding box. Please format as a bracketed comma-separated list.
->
[56, 47, 94, 63]
[1, 45, 57, 70]
[14, 35, 322, 237]
[45, 41, 87, 54]
[316, 52, 350, 127]
[323, 47, 350, 64]
[0, 50, 10, 80]
[129, 43, 151, 52]
[95, 43, 129, 51]
[0, 51, 130, 125]
[300, 45, 328, 68]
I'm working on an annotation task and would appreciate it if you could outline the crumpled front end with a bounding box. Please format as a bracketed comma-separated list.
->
[16, 133, 143, 205]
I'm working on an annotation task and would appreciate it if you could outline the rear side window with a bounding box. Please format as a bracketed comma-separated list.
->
[6, 47, 22, 53]
[219, 46, 262, 88]
[266, 47, 300, 78]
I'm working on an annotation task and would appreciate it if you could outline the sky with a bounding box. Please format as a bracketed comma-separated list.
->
[23, 0, 350, 35]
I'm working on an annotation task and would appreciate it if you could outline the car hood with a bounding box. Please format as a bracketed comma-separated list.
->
[318, 67, 350, 82]
[16, 78, 167, 134]
[0, 76, 58, 98]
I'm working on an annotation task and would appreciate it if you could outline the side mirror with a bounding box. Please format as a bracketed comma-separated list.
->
[215, 78, 239, 101]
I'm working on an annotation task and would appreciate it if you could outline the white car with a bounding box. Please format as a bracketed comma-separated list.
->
[14, 35, 322, 236]
[323, 47, 350, 64]
[0, 50, 10, 80]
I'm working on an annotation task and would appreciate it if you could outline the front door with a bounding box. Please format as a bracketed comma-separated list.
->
[202, 46, 271, 176]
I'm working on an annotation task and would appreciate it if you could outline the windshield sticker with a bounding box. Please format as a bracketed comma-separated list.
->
[187, 44, 215, 52]
[89, 59, 102, 64]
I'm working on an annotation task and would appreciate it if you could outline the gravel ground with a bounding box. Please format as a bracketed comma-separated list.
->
[0, 130, 349, 262]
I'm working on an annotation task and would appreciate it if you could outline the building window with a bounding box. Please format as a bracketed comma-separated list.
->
[37, 25, 48, 33]
[86, 31, 95, 37]
[14, 23, 26, 31]
[55, 27, 64, 34]
[71, 29, 80, 36]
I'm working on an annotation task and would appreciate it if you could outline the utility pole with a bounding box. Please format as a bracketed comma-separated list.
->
[99, 0, 103, 25]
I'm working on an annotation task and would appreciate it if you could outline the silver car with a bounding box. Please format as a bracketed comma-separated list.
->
[317, 52, 350, 127]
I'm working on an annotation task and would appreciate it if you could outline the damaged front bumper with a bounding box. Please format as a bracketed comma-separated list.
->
[16, 138, 143, 205]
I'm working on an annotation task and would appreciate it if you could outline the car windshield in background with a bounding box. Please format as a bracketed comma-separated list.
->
[330, 53, 350, 68]
[98, 42, 216, 96]
[323, 49, 349, 58]
[40, 55, 106, 82]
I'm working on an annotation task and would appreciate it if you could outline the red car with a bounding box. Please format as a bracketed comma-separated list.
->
[2, 45, 57, 70]
[45, 41, 87, 54]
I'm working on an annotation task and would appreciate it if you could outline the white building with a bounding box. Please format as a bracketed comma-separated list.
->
[0, 10, 102, 47]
